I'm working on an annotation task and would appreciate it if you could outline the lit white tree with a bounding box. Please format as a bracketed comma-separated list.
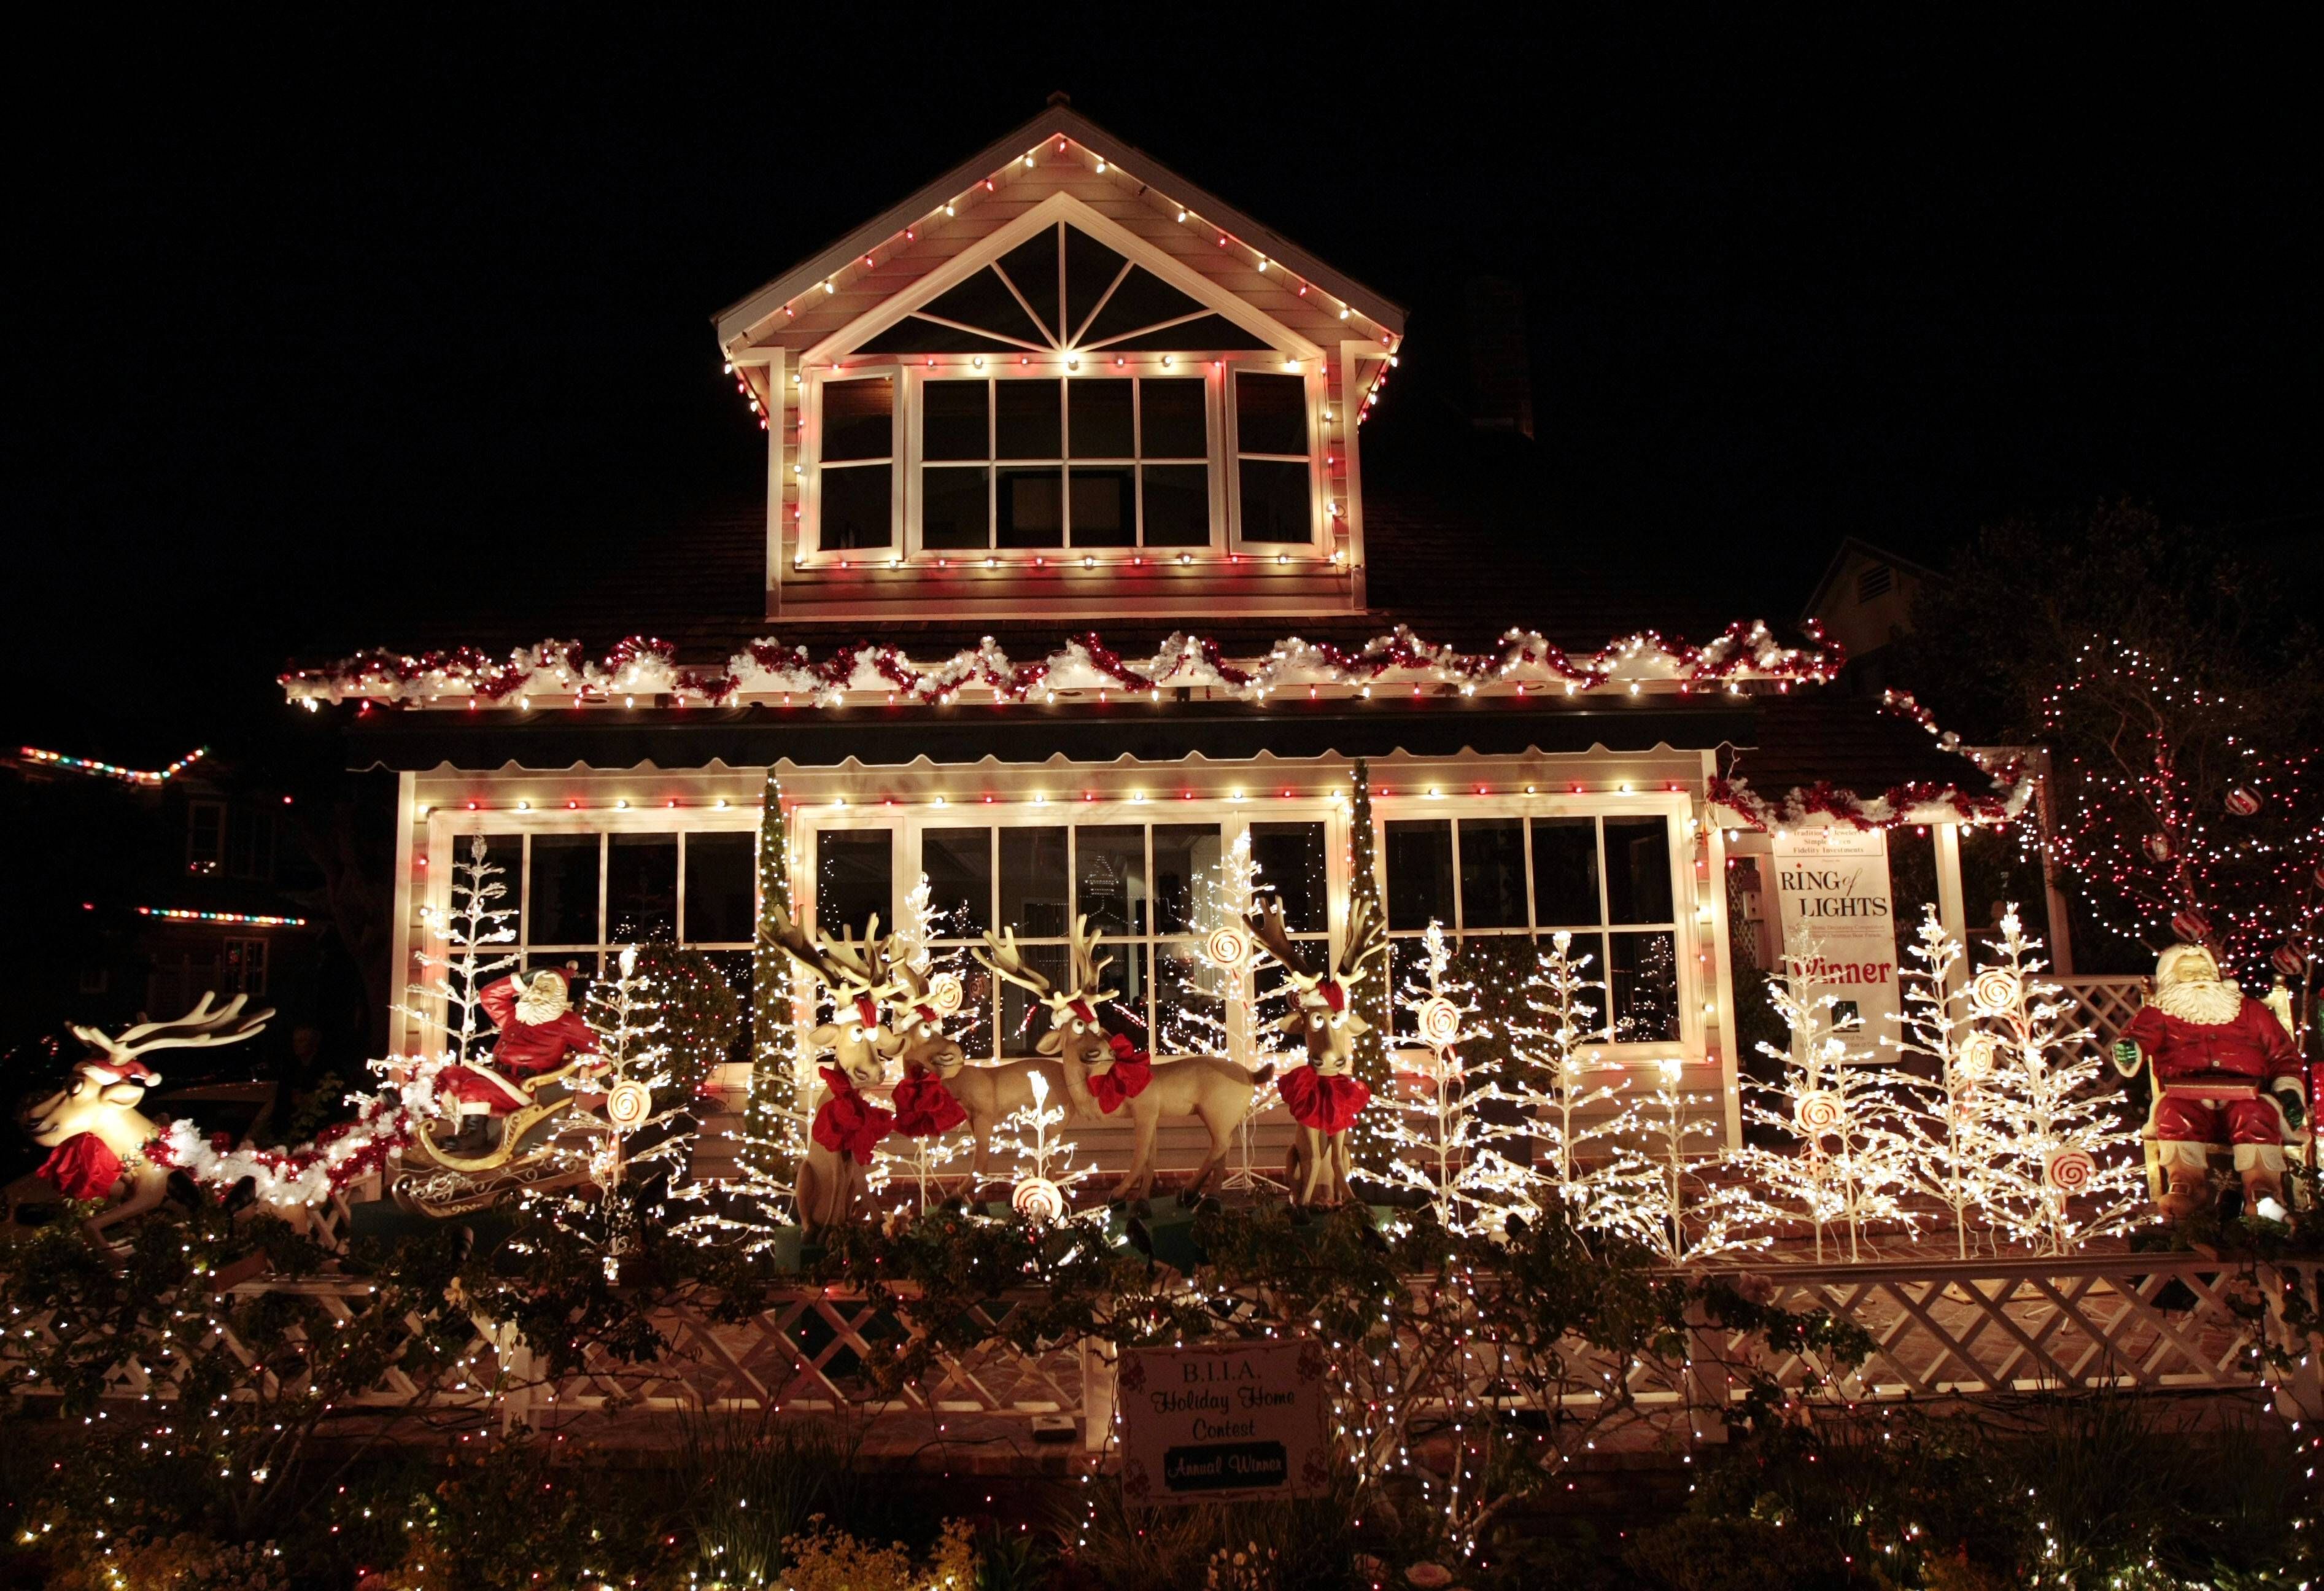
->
[1610, 1056, 1772, 1264]
[1730, 931, 1921, 1263]
[399, 833, 519, 1066]
[1375, 923, 1498, 1231]
[872, 876, 975, 1214]
[1884, 907, 2005, 1258]
[985, 1069, 1102, 1224]
[1457, 932, 1652, 1240]
[1956, 907, 2144, 1255]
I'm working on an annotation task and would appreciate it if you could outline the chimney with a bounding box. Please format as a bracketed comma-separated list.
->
[1463, 276, 1534, 439]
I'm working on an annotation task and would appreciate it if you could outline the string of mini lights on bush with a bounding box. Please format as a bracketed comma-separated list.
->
[282, 619, 1841, 710]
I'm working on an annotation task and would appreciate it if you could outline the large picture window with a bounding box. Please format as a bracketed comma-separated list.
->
[920, 376, 1210, 550]
[810, 816, 1332, 1064]
[1382, 813, 1683, 1045]
[452, 829, 759, 973]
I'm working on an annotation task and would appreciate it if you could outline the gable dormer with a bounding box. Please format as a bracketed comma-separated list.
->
[716, 102, 1404, 624]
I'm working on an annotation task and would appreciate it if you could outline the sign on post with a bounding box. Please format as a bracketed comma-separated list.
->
[1769, 826, 1900, 1039]
[1118, 1339, 1333, 1505]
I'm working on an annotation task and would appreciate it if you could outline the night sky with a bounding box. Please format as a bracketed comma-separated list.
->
[7, 16, 2316, 759]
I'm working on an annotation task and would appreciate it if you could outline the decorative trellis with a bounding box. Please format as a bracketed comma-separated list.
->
[2053, 975, 2150, 1058]
[12, 1255, 2314, 1447]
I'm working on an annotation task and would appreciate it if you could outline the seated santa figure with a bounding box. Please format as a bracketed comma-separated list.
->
[2113, 942, 2307, 1219]
[435, 966, 601, 1150]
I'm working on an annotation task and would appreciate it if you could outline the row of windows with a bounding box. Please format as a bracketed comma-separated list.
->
[440, 810, 1687, 1053]
[813, 368, 1315, 554]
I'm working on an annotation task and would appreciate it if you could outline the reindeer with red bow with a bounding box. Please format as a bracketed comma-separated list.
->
[761, 899, 907, 1234]
[1246, 889, 1389, 1207]
[975, 916, 1272, 1203]
[20, 994, 274, 1237]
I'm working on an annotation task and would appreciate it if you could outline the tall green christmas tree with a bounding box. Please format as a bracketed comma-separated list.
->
[1344, 758, 1399, 1186]
[742, 768, 805, 1187]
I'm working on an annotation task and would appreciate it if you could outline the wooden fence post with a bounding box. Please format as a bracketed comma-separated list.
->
[1081, 1337, 1115, 1453]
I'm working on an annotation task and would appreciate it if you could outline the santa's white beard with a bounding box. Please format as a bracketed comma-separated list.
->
[514, 985, 570, 1024]
[2152, 976, 2243, 1027]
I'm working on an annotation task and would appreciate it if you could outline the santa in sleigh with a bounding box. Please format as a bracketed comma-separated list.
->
[434, 965, 602, 1154]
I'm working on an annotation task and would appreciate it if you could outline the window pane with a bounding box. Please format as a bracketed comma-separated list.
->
[1156, 940, 1224, 1056]
[1609, 931, 1681, 1042]
[1238, 459, 1310, 543]
[1153, 824, 1222, 934]
[1458, 818, 1527, 930]
[1076, 825, 1148, 937]
[1141, 378, 1207, 457]
[955, 959, 996, 1059]
[1530, 818, 1601, 927]
[923, 826, 993, 935]
[921, 466, 989, 549]
[1069, 378, 1134, 457]
[822, 377, 893, 462]
[1385, 819, 1454, 932]
[1236, 371, 1308, 454]
[923, 379, 988, 461]
[606, 833, 678, 945]
[530, 834, 600, 946]
[1001, 943, 1069, 1056]
[481, 834, 524, 943]
[684, 832, 756, 945]
[821, 466, 892, 549]
[1064, 225, 1131, 336]
[1388, 937, 1431, 1038]
[816, 829, 892, 934]
[1250, 821, 1327, 933]
[996, 466, 1063, 546]
[1068, 467, 1134, 546]
[1604, 816, 1675, 924]
[1141, 464, 1209, 546]
[1001, 826, 1069, 937]
[996, 379, 1061, 459]
[1107, 943, 1150, 1042]
[996, 228, 1063, 343]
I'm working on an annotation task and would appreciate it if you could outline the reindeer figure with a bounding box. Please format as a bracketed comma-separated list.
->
[975, 917, 1273, 1204]
[1246, 890, 1389, 1206]
[21, 994, 274, 1237]
[761, 899, 904, 1233]
[882, 962, 970, 1139]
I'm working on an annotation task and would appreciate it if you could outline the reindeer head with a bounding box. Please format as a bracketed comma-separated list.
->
[883, 962, 970, 1080]
[763, 897, 902, 1089]
[975, 916, 1122, 1072]
[1246, 891, 1387, 1075]
[26, 993, 273, 1154]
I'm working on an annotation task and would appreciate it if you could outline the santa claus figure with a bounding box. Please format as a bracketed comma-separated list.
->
[2113, 942, 2307, 1220]
[435, 966, 601, 1149]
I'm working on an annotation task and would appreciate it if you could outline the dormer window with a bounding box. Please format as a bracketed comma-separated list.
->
[799, 220, 1327, 565]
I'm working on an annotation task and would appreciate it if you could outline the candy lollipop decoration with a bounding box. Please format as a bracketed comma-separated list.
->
[1971, 968, 2022, 1016]
[2043, 1148, 2096, 1195]
[1794, 1090, 1845, 1135]
[605, 1080, 653, 1131]
[1417, 996, 1462, 1048]
[1956, 1031, 1999, 1082]
[2225, 788, 2261, 818]
[1011, 1175, 1064, 1223]
[1204, 924, 1250, 970]
[926, 970, 964, 1015]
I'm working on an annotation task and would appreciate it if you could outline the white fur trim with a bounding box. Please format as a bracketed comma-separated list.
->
[2234, 1144, 2287, 1173]
[2152, 976, 2243, 1027]
[2155, 1138, 2212, 1170]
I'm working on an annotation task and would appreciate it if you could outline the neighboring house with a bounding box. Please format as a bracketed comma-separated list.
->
[0, 743, 327, 1053]
[281, 102, 2028, 1159]
[1799, 538, 1937, 697]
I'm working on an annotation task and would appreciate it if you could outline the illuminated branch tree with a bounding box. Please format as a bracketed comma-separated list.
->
[1609, 1057, 1770, 1265]
[1885, 907, 2004, 1258]
[400, 834, 518, 1065]
[871, 875, 974, 1214]
[1958, 907, 2145, 1255]
[1730, 931, 1920, 1263]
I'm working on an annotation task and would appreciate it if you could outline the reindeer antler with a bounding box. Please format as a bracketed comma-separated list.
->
[72, 991, 274, 1065]
[1066, 915, 1121, 1007]
[1245, 896, 1322, 988]
[1336, 888, 1390, 988]
[821, 916, 897, 999]
[764, 899, 900, 1003]
[974, 927, 1055, 998]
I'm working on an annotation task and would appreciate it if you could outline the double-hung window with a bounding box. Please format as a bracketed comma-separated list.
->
[816, 375, 896, 550]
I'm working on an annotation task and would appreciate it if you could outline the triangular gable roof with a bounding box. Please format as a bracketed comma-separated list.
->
[1799, 535, 1940, 625]
[712, 98, 1406, 355]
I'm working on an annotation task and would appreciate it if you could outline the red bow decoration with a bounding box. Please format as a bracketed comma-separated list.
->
[810, 1067, 894, 1164]
[36, 1132, 125, 1200]
[891, 1067, 967, 1137]
[1090, 1031, 1154, 1115]
[1277, 1064, 1371, 1134]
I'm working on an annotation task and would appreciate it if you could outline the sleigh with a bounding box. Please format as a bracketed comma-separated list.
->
[389, 1057, 614, 1218]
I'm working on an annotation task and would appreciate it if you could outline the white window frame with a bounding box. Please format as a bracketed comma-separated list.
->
[800, 352, 1329, 567]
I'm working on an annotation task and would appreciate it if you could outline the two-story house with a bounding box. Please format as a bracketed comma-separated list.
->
[282, 102, 2030, 1168]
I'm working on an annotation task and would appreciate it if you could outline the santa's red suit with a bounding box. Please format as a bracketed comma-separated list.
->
[438, 969, 600, 1115]
[2116, 945, 2306, 1210]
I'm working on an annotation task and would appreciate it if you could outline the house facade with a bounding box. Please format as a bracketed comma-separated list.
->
[283, 104, 2032, 1169]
